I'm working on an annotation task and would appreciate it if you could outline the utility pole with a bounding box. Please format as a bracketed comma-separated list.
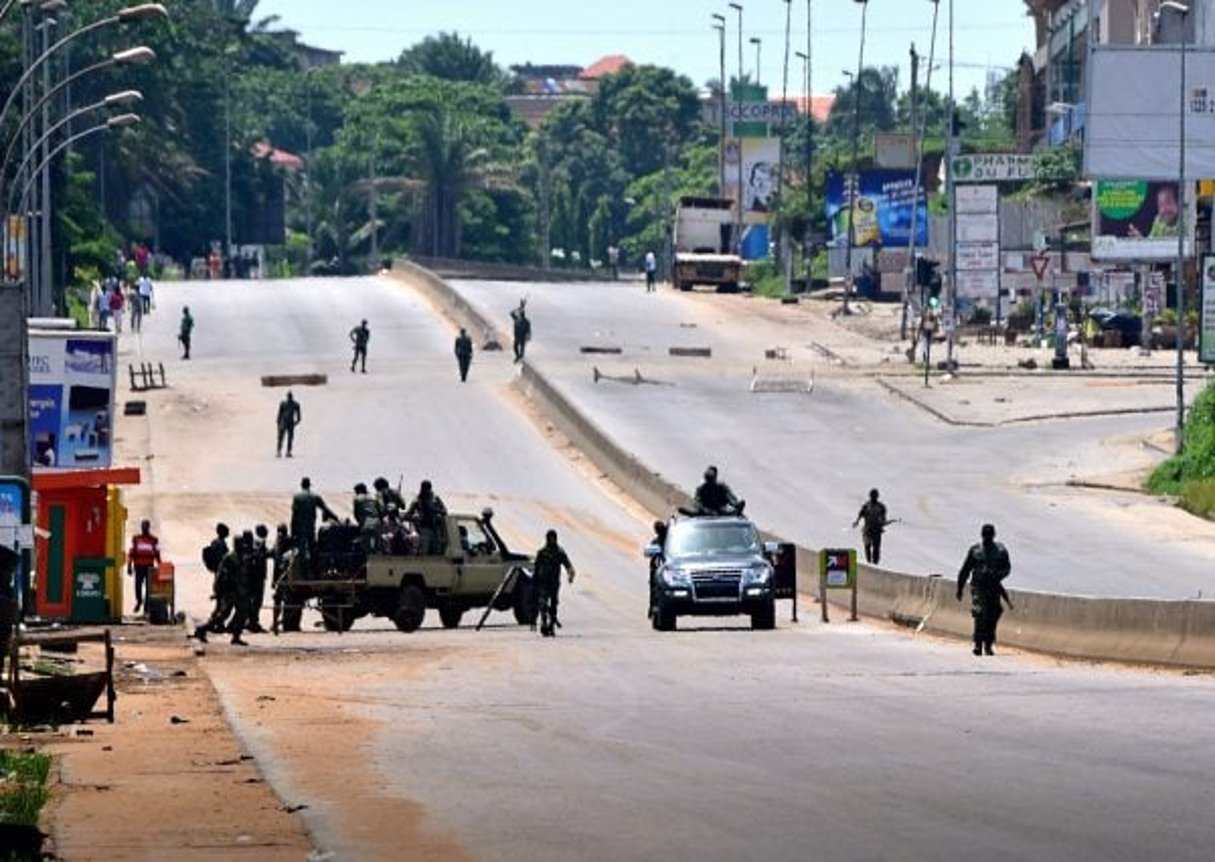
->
[730, 2, 744, 255]
[945, 0, 959, 368]
[903, 43, 919, 340]
[775, 0, 792, 284]
[713, 14, 726, 197]
[368, 137, 379, 270]
[843, 0, 869, 315]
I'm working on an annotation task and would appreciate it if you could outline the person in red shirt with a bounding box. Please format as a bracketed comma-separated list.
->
[127, 520, 161, 615]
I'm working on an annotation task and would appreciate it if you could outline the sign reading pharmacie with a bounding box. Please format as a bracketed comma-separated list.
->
[950, 153, 1035, 184]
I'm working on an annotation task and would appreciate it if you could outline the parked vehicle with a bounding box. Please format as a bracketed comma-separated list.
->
[671, 196, 744, 292]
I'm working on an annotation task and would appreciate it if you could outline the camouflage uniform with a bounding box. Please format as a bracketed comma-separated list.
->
[956, 529, 1012, 656]
[533, 533, 575, 637]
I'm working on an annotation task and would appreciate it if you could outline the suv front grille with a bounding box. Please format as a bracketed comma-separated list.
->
[692, 571, 742, 601]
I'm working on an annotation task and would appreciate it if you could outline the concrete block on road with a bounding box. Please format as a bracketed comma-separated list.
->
[669, 346, 712, 358]
[260, 374, 328, 388]
[580, 346, 624, 355]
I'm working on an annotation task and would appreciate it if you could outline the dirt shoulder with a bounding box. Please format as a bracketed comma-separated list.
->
[33, 626, 314, 860]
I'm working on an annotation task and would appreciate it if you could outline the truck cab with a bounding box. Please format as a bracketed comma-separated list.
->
[672, 196, 744, 293]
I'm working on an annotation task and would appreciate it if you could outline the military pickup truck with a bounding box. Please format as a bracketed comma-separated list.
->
[278, 508, 534, 633]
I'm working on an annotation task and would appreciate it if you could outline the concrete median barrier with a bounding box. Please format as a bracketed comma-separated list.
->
[396, 262, 1215, 669]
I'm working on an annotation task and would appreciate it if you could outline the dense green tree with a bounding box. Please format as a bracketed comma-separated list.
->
[397, 32, 505, 89]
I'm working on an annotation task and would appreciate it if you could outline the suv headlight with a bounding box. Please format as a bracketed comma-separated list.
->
[742, 563, 772, 585]
[661, 566, 692, 587]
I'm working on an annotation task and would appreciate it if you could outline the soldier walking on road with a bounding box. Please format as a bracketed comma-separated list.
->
[534, 529, 576, 637]
[455, 327, 474, 382]
[270, 524, 295, 635]
[511, 303, 531, 363]
[193, 523, 230, 642]
[956, 523, 1013, 656]
[291, 477, 339, 574]
[247, 525, 270, 633]
[852, 488, 891, 565]
[350, 319, 370, 373]
[178, 306, 194, 359]
[220, 531, 254, 646]
[276, 391, 302, 458]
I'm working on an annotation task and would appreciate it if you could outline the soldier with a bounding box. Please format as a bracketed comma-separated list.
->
[276, 391, 302, 458]
[454, 327, 474, 382]
[405, 480, 448, 555]
[352, 482, 384, 552]
[126, 519, 161, 615]
[692, 465, 744, 516]
[220, 531, 254, 646]
[955, 523, 1013, 656]
[270, 524, 295, 635]
[178, 306, 194, 359]
[533, 529, 576, 637]
[193, 523, 231, 641]
[247, 524, 271, 633]
[373, 476, 406, 512]
[291, 477, 339, 574]
[511, 303, 531, 363]
[852, 488, 891, 565]
[350, 319, 370, 373]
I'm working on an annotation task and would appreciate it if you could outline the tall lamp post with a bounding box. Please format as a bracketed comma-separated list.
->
[776, 0, 792, 287]
[905, 0, 941, 341]
[712, 14, 727, 198]
[843, 0, 868, 315]
[1161, 0, 1190, 454]
[750, 37, 762, 86]
[728, 2, 744, 254]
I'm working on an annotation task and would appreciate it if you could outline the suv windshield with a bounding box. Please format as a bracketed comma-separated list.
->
[666, 521, 759, 557]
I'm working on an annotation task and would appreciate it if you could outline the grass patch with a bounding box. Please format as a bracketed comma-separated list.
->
[0, 749, 52, 827]
[1148, 381, 1215, 514]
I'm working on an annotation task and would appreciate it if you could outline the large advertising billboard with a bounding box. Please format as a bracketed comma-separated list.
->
[1086, 46, 1215, 181]
[28, 330, 117, 469]
[724, 136, 781, 215]
[1092, 180, 1195, 261]
[825, 171, 928, 249]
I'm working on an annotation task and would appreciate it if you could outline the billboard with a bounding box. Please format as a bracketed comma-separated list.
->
[725, 137, 781, 215]
[1202, 256, 1215, 365]
[825, 171, 927, 249]
[28, 330, 117, 469]
[1092, 180, 1195, 261]
[1086, 46, 1215, 180]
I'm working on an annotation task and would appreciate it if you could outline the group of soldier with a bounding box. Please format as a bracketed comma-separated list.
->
[191, 522, 289, 645]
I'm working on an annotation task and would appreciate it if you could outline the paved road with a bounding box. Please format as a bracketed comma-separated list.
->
[450, 278, 1215, 599]
[117, 276, 1215, 861]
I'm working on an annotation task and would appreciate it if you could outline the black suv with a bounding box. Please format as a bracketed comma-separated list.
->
[647, 516, 777, 631]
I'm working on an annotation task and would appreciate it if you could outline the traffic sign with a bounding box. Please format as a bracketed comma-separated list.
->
[1031, 254, 1051, 281]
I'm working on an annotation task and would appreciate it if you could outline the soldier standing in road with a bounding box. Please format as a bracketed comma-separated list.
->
[956, 523, 1013, 656]
[221, 531, 254, 646]
[126, 519, 161, 616]
[291, 477, 339, 574]
[276, 391, 302, 458]
[192, 523, 231, 641]
[247, 524, 271, 633]
[405, 480, 448, 555]
[534, 529, 576, 637]
[852, 488, 891, 565]
[692, 466, 744, 516]
[511, 303, 531, 363]
[350, 319, 370, 373]
[270, 524, 295, 635]
[454, 327, 474, 381]
[178, 306, 194, 359]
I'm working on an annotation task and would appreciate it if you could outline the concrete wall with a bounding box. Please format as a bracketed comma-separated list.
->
[389, 261, 1215, 669]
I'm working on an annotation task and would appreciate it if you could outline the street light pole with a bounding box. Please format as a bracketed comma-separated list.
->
[729, 2, 744, 255]
[946, 0, 959, 368]
[843, 0, 869, 316]
[750, 37, 762, 86]
[905, 0, 941, 343]
[712, 14, 726, 198]
[1161, 0, 1191, 453]
[776, 0, 792, 287]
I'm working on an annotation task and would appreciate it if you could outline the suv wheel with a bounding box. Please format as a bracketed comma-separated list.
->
[653, 601, 677, 632]
[751, 600, 776, 631]
[393, 584, 427, 633]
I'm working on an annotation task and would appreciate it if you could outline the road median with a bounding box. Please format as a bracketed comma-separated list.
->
[390, 262, 1215, 669]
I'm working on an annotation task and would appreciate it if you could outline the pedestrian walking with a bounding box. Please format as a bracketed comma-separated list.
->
[109, 284, 125, 333]
[454, 327, 473, 382]
[350, 319, 370, 373]
[88, 281, 102, 329]
[127, 284, 143, 333]
[852, 488, 892, 565]
[511, 303, 531, 363]
[137, 273, 154, 314]
[126, 519, 161, 615]
[276, 391, 302, 458]
[533, 529, 576, 637]
[956, 523, 1013, 656]
[645, 250, 657, 292]
[178, 306, 194, 359]
[291, 477, 339, 575]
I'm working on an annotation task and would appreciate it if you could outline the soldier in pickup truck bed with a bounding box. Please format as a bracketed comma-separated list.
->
[405, 480, 448, 555]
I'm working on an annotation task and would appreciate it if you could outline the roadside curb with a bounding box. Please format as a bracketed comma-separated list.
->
[391, 263, 1215, 670]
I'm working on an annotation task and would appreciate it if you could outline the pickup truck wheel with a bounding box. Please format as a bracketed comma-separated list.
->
[513, 574, 537, 626]
[751, 600, 776, 631]
[393, 584, 427, 633]
[438, 604, 464, 629]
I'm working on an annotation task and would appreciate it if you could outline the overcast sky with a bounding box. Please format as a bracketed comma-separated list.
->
[255, 0, 1036, 99]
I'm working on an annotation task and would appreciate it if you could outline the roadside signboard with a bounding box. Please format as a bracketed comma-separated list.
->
[1092, 180, 1196, 261]
[819, 548, 858, 624]
[28, 329, 118, 470]
[956, 184, 999, 213]
[955, 271, 1001, 298]
[825, 171, 928, 249]
[1201, 256, 1215, 364]
[956, 241, 1000, 271]
[950, 153, 1035, 183]
[956, 214, 999, 243]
